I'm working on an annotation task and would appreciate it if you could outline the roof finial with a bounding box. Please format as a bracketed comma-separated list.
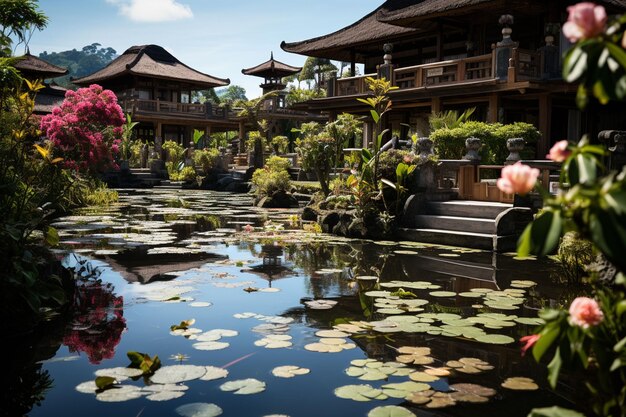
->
[270, 51, 274, 60]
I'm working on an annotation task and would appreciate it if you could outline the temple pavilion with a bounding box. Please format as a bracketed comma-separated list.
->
[14, 53, 68, 115]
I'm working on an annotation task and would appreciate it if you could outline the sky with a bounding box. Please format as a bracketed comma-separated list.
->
[25, 0, 383, 99]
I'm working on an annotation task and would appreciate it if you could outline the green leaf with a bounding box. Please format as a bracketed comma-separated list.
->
[575, 84, 589, 110]
[589, 211, 626, 272]
[538, 309, 560, 321]
[563, 46, 587, 83]
[614, 336, 626, 353]
[381, 179, 396, 189]
[574, 153, 597, 184]
[546, 346, 562, 389]
[610, 358, 623, 372]
[533, 323, 561, 362]
[370, 110, 380, 124]
[528, 406, 586, 417]
[603, 189, 626, 215]
[517, 223, 533, 258]
[127, 351, 145, 368]
[522, 210, 563, 257]
[44, 226, 59, 247]
[95, 376, 117, 390]
[606, 42, 626, 70]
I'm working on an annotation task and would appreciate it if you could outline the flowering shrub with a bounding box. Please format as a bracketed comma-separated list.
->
[496, 162, 539, 195]
[40, 84, 124, 175]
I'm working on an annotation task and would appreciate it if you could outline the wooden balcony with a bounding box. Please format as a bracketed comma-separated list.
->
[121, 98, 237, 120]
[330, 47, 546, 97]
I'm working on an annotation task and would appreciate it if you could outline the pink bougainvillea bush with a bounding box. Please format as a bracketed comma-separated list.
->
[40, 84, 124, 175]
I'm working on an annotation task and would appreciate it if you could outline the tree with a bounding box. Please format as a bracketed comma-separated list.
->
[300, 57, 338, 91]
[0, 0, 47, 56]
[37, 44, 117, 88]
[216, 85, 247, 104]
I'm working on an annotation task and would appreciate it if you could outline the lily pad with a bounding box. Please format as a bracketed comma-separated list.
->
[315, 330, 350, 338]
[473, 334, 515, 345]
[219, 378, 266, 395]
[193, 341, 230, 351]
[450, 383, 496, 398]
[189, 302, 212, 308]
[272, 365, 310, 378]
[367, 405, 416, 417]
[304, 299, 338, 309]
[176, 402, 223, 417]
[150, 365, 207, 384]
[334, 384, 388, 402]
[255, 334, 293, 349]
[501, 377, 539, 390]
[94, 367, 144, 381]
[429, 291, 457, 297]
[381, 381, 430, 398]
[199, 366, 229, 381]
[408, 371, 440, 382]
[95, 385, 144, 402]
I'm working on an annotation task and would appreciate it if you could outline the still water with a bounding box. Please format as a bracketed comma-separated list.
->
[15, 189, 577, 417]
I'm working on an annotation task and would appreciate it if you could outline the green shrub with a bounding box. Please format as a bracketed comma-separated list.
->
[430, 121, 540, 164]
[270, 135, 289, 154]
[193, 148, 220, 173]
[129, 141, 144, 168]
[556, 232, 595, 285]
[251, 156, 292, 197]
[162, 140, 185, 168]
[377, 149, 414, 182]
[168, 165, 197, 182]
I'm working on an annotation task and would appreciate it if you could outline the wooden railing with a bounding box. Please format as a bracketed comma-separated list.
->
[329, 47, 549, 97]
[121, 99, 237, 120]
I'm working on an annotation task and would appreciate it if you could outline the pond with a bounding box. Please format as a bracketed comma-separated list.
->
[13, 189, 579, 417]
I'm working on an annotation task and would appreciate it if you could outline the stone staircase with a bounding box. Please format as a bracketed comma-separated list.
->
[397, 200, 533, 252]
[104, 168, 163, 188]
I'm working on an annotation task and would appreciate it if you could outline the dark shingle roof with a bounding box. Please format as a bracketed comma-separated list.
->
[378, 0, 626, 26]
[73, 44, 229, 88]
[14, 53, 68, 79]
[280, 0, 418, 62]
[242, 53, 301, 78]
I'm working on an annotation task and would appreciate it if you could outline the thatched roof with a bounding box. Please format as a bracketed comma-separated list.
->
[33, 83, 67, 114]
[242, 53, 301, 78]
[73, 44, 229, 88]
[378, 0, 626, 26]
[280, 0, 418, 62]
[14, 53, 68, 79]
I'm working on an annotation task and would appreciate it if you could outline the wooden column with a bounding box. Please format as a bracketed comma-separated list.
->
[350, 49, 356, 77]
[431, 97, 441, 114]
[538, 94, 551, 159]
[487, 94, 500, 123]
[156, 122, 163, 139]
[238, 121, 246, 154]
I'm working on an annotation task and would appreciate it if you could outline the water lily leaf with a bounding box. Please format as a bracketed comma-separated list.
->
[150, 365, 207, 384]
[514, 317, 545, 326]
[95, 367, 144, 381]
[305, 299, 338, 309]
[510, 280, 537, 288]
[367, 405, 416, 417]
[382, 381, 430, 398]
[272, 365, 310, 378]
[450, 383, 496, 398]
[406, 390, 435, 405]
[304, 342, 342, 353]
[193, 341, 230, 351]
[219, 378, 266, 395]
[334, 384, 387, 401]
[95, 385, 144, 402]
[171, 318, 196, 331]
[425, 393, 457, 408]
[429, 291, 457, 297]
[175, 402, 223, 417]
[200, 366, 229, 381]
[76, 381, 98, 394]
[474, 334, 515, 345]
[423, 367, 450, 377]
[408, 371, 439, 382]
[255, 334, 293, 349]
[316, 330, 350, 338]
[127, 351, 161, 375]
[142, 384, 188, 402]
[501, 377, 538, 390]
[190, 302, 212, 308]
[364, 291, 391, 297]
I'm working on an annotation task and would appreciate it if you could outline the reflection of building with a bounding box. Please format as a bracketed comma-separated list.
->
[247, 244, 295, 287]
[73, 44, 238, 145]
[14, 53, 68, 115]
[282, 0, 626, 156]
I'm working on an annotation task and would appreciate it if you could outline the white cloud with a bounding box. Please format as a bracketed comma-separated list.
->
[106, 0, 193, 23]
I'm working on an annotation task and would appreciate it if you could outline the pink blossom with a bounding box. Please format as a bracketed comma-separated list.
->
[496, 162, 540, 195]
[547, 140, 572, 162]
[520, 334, 540, 356]
[569, 297, 604, 328]
[243, 224, 254, 233]
[562, 2, 607, 42]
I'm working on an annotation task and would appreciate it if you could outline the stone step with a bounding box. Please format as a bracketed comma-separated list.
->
[415, 214, 496, 234]
[425, 200, 512, 219]
[396, 228, 518, 252]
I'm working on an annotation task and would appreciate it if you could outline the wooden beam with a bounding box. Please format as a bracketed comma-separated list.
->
[431, 96, 441, 113]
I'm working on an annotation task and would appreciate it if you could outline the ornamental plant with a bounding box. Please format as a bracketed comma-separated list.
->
[497, 4, 626, 416]
[40, 84, 124, 176]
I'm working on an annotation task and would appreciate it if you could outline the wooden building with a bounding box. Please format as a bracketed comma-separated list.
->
[242, 52, 302, 111]
[14, 53, 68, 115]
[282, 0, 626, 157]
[73, 44, 239, 145]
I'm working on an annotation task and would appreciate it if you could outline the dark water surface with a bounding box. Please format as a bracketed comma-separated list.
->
[17, 189, 577, 417]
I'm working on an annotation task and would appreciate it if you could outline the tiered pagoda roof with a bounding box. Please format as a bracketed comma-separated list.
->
[14, 53, 68, 79]
[242, 53, 301, 78]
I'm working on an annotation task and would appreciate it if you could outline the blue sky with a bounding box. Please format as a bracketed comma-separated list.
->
[26, 0, 383, 98]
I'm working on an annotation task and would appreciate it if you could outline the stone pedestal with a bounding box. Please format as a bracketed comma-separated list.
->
[505, 137, 525, 164]
[463, 137, 482, 162]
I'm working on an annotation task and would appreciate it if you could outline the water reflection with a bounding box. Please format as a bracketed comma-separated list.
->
[63, 276, 125, 364]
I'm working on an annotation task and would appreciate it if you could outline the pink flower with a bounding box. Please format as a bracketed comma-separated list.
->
[562, 2, 607, 42]
[496, 162, 540, 195]
[520, 334, 540, 356]
[547, 140, 572, 162]
[243, 224, 254, 233]
[569, 297, 604, 328]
